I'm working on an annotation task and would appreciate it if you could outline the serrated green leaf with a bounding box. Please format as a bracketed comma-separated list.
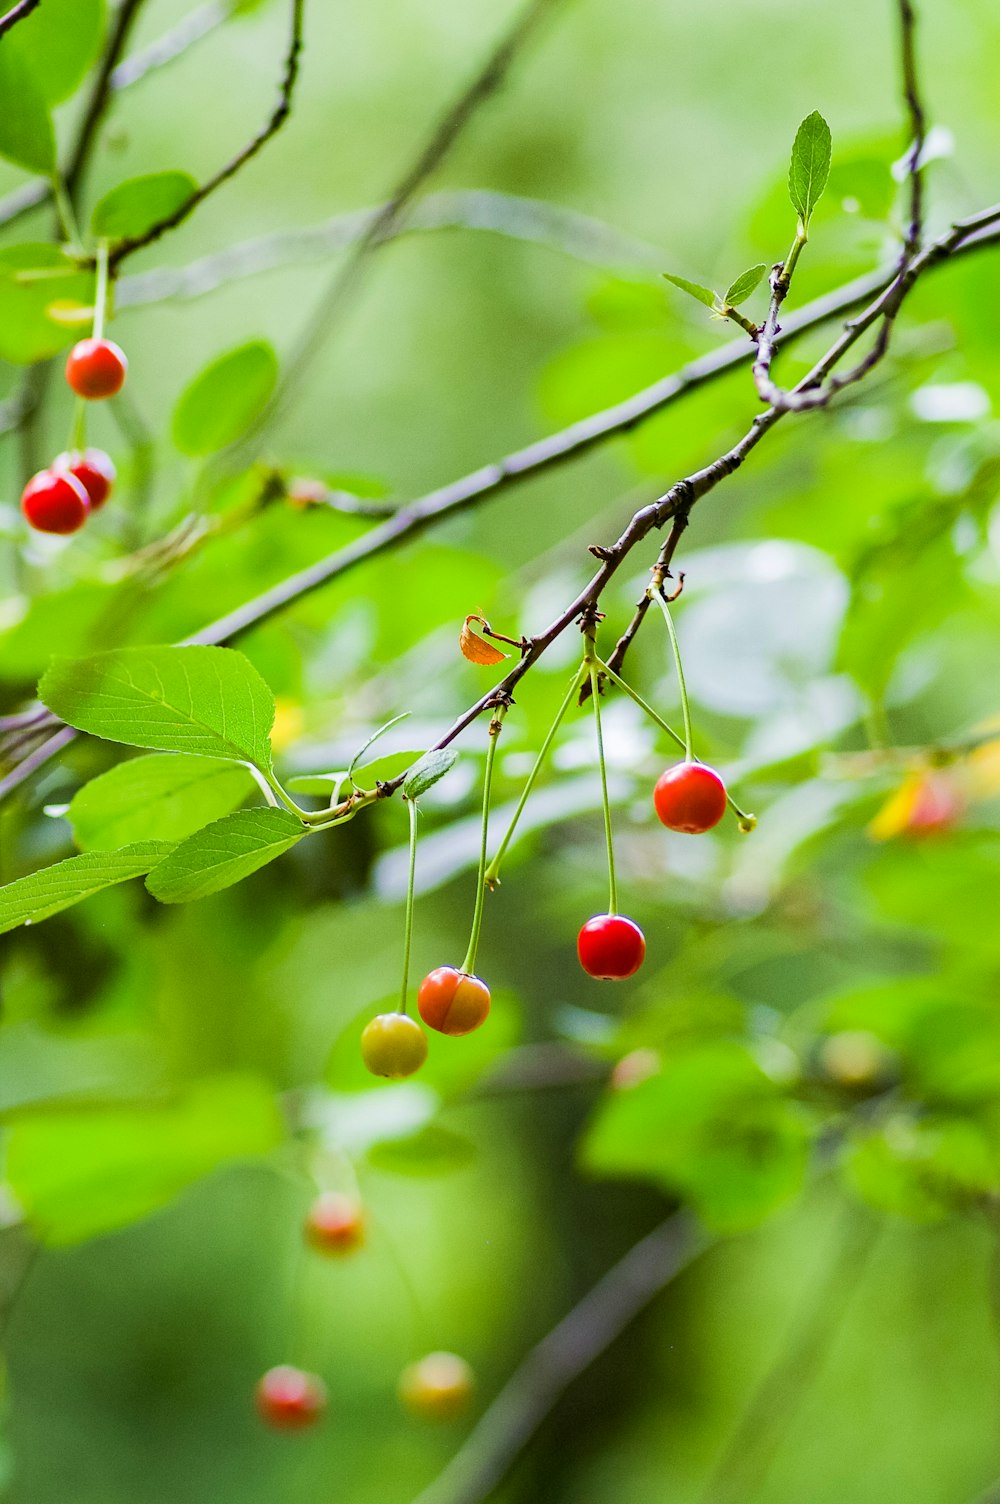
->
[662, 272, 720, 310]
[367, 1123, 476, 1177]
[9, 0, 104, 105]
[0, 40, 55, 173]
[68, 754, 254, 851]
[403, 748, 458, 799]
[145, 807, 306, 903]
[723, 263, 768, 307]
[348, 713, 410, 779]
[789, 110, 832, 227]
[172, 340, 279, 456]
[0, 843, 172, 935]
[40, 646, 276, 769]
[5, 1073, 283, 1244]
[91, 171, 197, 244]
[0, 243, 94, 364]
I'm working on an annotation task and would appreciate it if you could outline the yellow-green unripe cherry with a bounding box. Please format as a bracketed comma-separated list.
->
[398, 1351, 475, 1422]
[360, 1012, 428, 1078]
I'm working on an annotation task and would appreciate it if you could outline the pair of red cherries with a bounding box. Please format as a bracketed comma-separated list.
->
[19, 338, 127, 536]
[577, 760, 727, 980]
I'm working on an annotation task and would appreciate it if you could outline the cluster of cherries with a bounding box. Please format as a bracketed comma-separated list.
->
[19, 337, 127, 536]
[358, 758, 731, 1081]
[255, 1189, 474, 1430]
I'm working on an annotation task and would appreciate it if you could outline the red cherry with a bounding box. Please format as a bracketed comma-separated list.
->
[653, 762, 727, 834]
[417, 966, 491, 1036]
[53, 448, 116, 510]
[65, 338, 128, 399]
[255, 1365, 326, 1430]
[304, 1191, 364, 1254]
[577, 914, 646, 980]
[20, 468, 90, 534]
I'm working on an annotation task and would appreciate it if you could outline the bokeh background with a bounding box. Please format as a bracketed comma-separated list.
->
[2, 0, 1000, 1500]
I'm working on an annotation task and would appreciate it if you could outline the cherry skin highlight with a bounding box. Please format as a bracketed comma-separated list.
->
[417, 966, 491, 1035]
[653, 762, 728, 834]
[255, 1365, 327, 1430]
[304, 1191, 364, 1254]
[577, 914, 646, 980]
[360, 1012, 428, 1078]
[399, 1352, 475, 1422]
[54, 448, 116, 510]
[65, 338, 128, 399]
[20, 468, 90, 534]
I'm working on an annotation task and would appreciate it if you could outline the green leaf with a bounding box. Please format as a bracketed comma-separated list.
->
[662, 272, 720, 309]
[723, 263, 768, 307]
[0, 243, 94, 364]
[0, 40, 54, 173]
[0, 843, 172, 935]
[91, 171, 197, 244]
[5, 1073, 283, 1244]
[845, 1115, 999, 1222]
[68, 754, 254, 851]
[40, 645, 277, 769]
[145, 808, 306, 904]
[9, 0, 104, 105]
[172, 340, 279, 456]
[403, 748, 458, 800]
[788, 110, 832, 227]
[348, 713, 411, 779]
[367, 1123, 476, 1177]
[582, 1042, 810, 1233]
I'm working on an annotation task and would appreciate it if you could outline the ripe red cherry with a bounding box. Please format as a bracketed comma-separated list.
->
[53, 448, 116, 510]
[653, 762, 728, 834]
[20, 468, 90, 534]
[65, 337, 128, 399]
[304, 1191, 364, 1255]
[577, 914, 646, 979]
[417, 966, 491, 1035]
[255, 1365, 326, 1430]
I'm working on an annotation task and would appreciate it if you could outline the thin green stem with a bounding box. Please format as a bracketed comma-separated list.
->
[596, 657, 755, 827]
[50, 173, 82, 251]
[649, 587, 693, 760]
[484, 667, 585, 887]
[68, 396, 87, 454]
[588, 654, 618, 916]
[93, 240, 110, 340]
[399, 795, 418, 1015]
[780, 228, 808, 292]
[460, 702, 507, 976]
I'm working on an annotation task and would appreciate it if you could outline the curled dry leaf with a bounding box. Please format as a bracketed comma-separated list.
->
[460, 615, 508, 667]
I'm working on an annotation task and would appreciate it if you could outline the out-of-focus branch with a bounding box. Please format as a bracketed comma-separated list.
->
[109, 0, 233, 90]
[409, 1212, 707, 1504]
[64, 0, 148, 207]
[108, 0, 304, 267]
[115, 190, 664, 308]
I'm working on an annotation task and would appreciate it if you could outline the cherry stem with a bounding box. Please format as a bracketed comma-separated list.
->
[587, 649, 618, 917]
[460, 701, 507, 976]
[68, 396, 87, 454]
[93, 240, 109, 342]
[399, 794, 418, 1015]
[596, 656, 755, 824]
[483, 665, 586, 888]
[649, 586, 693, 760]
[50, 173, 81, 252]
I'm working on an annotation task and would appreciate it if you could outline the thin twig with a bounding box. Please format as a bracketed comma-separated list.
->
[0, 0, 39, 39]
[753, 0, 929, 412]
[598, 495, 692, 692]
[266, 0, 569, 427]
[107, 0, 304, 268]
[1, 205, 998, 805]
[409, 1212, 707, 1504]
[64, 0, 148, 207]
[109, 0, 232, 91]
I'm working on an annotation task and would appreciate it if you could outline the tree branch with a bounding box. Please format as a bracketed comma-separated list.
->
[109, 0, 233, 91]
[409, 1212, 707, 1504]
[0, 0, 39, 39]
[2, 207, 998, 804]
[107, 0, 305, 268]
[64, 0, 148, 207]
